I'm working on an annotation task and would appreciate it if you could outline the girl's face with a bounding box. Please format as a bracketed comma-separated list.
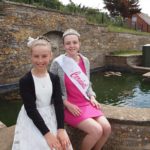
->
[31, 45, 52, 71]
[63, 34, 80, 57]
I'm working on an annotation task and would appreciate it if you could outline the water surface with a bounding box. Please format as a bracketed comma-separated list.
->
[91, 72, 150, 108]
[0, 99, 21, 126]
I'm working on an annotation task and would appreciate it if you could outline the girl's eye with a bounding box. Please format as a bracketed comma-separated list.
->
[42, 55, 48, 58]
[73, 41, 78, 44]
[34, 55, 39, 58]
[65, 41, 78, 45]
[66, 42, 70, 45]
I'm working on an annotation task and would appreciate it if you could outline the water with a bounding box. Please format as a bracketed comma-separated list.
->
[1, 72, 150, 126]
[0, 99, 22, 126]
[91, 72, 150, 108]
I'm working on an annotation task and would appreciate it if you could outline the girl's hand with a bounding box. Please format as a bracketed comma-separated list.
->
[44, 132, 62, 150]
[57, 129, 71, 150]
[64, 100, 81, 116]
[90, 96, 101, 109]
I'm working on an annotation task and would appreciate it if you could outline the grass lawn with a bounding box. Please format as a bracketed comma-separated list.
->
[110, 50, 142, 56]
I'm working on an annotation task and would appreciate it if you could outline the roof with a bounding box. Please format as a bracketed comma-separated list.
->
[138, 13, 150, 25]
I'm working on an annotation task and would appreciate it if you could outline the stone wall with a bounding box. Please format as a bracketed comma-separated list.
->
[66, 104, 150, 150]
[66, 121, 150, 150]
[1, 104, 150, 150]
[1, 1, 150, 84]
[105, 55, 142, 68]
[105, 55, 150, 74]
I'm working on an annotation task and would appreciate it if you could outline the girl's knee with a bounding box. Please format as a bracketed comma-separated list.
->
[92, 124, 103, 139]
[97, 117, 111, 135]
[103, 122, 111, 136]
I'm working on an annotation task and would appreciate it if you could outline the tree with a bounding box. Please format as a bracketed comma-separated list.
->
[61, 0, 89, 15]
[41, 0, 63, 9]
[103, 0, 141, 19]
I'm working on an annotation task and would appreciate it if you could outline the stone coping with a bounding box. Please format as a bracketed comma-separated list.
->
[0, 121, 6, 129]
[0, 125, 14, 150]
[0, 83, 18, 94]
[102, 104, 150, 125]
[1, 104, 150, 127]
[0, 101, 150, 128]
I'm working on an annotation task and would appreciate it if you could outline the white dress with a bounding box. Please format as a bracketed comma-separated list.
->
[12, 74, 58, 150]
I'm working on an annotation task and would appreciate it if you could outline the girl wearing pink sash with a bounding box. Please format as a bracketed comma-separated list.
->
[50, 29, 111, 150]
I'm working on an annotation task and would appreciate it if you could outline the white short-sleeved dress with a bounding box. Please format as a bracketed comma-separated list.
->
[12, 74, 58, 150]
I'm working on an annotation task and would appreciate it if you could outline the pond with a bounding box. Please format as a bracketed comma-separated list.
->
[1, 71, 150, 127]
[91, 72, 150, 108]
[0, 99, 22, 126]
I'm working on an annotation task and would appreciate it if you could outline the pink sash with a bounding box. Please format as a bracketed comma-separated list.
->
[55, 55, 90, 100]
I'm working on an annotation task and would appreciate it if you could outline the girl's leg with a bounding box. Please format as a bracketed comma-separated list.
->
[77, 118, 103, 150]
[93, 116, 111, 150]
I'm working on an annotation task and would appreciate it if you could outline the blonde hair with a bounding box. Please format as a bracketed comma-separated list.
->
[27, 36, 51, 52]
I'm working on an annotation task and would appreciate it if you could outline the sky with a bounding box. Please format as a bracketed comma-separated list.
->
[59, 0, 150, 16]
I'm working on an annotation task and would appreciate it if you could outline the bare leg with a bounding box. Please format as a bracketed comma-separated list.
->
[93, 116, 111, 150]
[77, 118, 103, 150]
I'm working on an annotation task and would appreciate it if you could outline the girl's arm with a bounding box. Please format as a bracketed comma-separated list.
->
[52, 74, 71, 149]
[85, 58, 96, 98]
[64, 100, 81, 116]
[52, 74, 64, 129]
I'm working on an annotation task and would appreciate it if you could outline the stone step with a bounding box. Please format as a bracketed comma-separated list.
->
[0, 121, 6, 129]
[0, 126, 15, 150]
[143, 72, 150, 78]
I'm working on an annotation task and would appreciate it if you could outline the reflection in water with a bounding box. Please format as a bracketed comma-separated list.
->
[91, 72, 150, 108]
